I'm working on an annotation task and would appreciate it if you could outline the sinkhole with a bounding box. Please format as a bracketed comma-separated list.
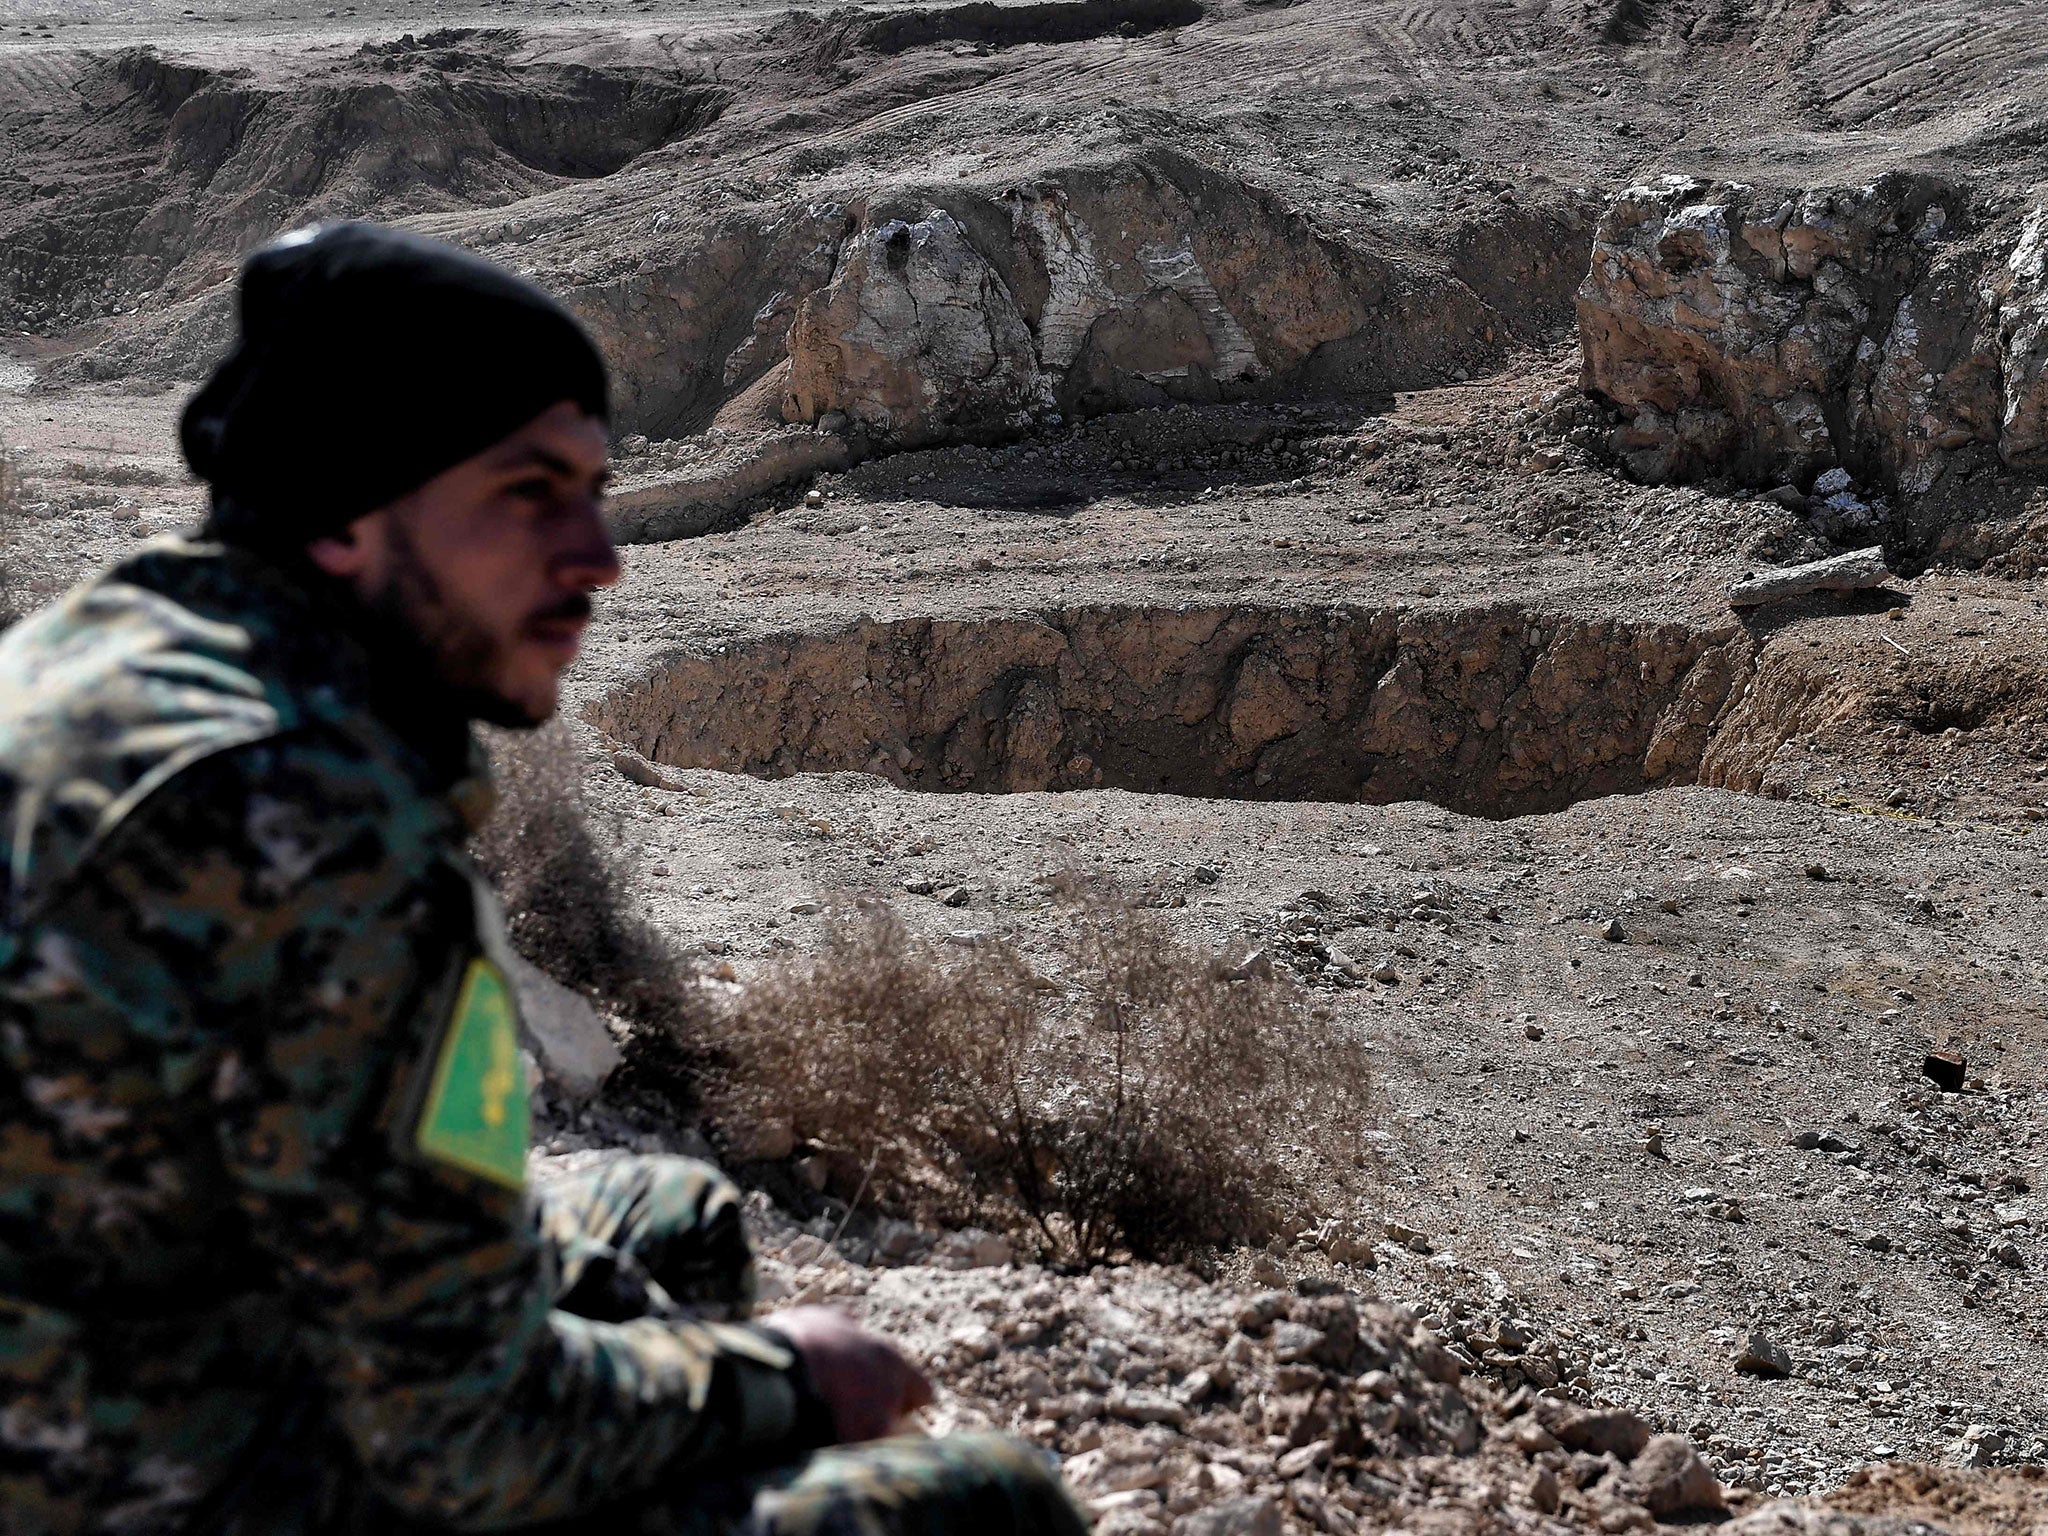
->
[589, 604, 1747, 818]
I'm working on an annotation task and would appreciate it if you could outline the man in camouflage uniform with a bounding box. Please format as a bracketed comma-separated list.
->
[0, 224, 1086, 1536]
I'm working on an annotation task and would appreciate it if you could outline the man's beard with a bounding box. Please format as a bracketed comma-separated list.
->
[370, 514, 587, 730]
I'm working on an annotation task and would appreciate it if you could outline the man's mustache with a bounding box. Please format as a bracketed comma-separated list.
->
[527, 593, 594, 629]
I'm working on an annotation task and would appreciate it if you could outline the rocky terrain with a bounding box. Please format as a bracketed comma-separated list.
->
[4, 0, 2048, 1532]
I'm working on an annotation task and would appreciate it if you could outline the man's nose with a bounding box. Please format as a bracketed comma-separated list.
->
[556, 496, 621, 590]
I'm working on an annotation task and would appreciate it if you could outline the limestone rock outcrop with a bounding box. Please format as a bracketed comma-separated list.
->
[780, 151, 1591, 449]
[784, 209, 1052, 447]
[1996, 208, 2048, 470]
[1578, 174, 2048, 503]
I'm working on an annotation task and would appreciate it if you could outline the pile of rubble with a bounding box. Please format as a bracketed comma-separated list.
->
[745, 1222, 1977, 1536]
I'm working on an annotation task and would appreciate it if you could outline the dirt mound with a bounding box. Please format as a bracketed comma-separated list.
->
[0, 38, 723, 335]
[835, 0, 1204, 56]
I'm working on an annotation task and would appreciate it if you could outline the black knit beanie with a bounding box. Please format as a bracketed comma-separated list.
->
[182, 223, 610, 550]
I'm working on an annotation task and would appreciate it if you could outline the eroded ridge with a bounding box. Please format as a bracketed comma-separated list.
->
[590, 604, 1744, 817]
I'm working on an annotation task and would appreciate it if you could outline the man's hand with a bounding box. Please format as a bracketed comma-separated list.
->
[764, 1306, 933, 1444]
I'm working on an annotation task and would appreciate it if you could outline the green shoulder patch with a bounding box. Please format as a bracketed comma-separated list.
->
[416, 957, 529, 1189]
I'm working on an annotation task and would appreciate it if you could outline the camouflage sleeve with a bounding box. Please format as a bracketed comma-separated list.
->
[60, 728, 814, 1527]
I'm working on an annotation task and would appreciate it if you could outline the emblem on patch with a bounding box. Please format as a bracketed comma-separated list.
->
[416, 957, 529, 1188]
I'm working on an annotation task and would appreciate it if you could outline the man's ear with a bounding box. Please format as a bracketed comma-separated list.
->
[306, 510, 387, 582]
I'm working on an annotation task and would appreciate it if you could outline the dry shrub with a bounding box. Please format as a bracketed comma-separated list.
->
[711, 898, 1373, 1266]
[471, 723, 706, 1064]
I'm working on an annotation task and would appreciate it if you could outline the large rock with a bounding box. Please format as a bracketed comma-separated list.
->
[1579, 174, 2014, 498]
[784, 208, 1051, 447]
[504, 953, 624, 1102]
[782, 150, 1593, 448]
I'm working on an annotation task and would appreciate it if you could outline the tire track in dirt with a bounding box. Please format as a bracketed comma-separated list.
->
[1808, 0, 2048, 124]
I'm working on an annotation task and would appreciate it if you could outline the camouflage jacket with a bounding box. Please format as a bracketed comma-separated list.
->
[0, 541, 805, 1534]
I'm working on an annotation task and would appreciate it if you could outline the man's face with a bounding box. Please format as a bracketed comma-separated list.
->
[308, 401, 619, 726]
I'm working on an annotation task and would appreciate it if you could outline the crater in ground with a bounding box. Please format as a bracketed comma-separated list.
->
[590, 603, 1748, 817]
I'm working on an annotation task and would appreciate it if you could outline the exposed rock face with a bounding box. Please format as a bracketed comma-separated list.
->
[1995, 208, 2048, 470]
[780, 151, 1593, 448]
[784, 209, 1051, 446]
[1578, 174, 2048, 502]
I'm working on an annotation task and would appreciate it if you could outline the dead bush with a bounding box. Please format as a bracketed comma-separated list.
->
[710, 898, 1373, 1266]
[471, 723, 707, 1074]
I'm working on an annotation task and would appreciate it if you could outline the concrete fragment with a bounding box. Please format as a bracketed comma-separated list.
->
[503, 953, 623, 1102]
[1728, 547, 1891, 608]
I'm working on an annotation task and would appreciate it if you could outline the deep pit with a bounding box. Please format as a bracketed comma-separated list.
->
[590, 604, 1750, 817]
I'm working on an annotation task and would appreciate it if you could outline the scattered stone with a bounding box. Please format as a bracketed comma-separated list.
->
[1950, 1424, 2007, 1468]
[1269, 1320, 1325, 1364]
[1192, 864, 1222, 884]
[1174, 1495, 1280, 1536]
[1734, 1331, 1794, 1378]
[1602, 916, 1628, 942]
[931, 1228, 1013, 1269]
[1623, 1433, 1726, 1516]
[1728, 548, 1892, 608]
[937, 884, 972, 907]
[1107, 1389, 1187, 1427]
[1372, 961, 1401, 984]
[612, 747, 681, 789]
[1524, 1022, 1546, 1041]
[1226, 948, 1276, 982]
[1275, 1439, 1330, 1477]
[1385, 1221, 1432, 1253]
[902, 876, 936, 895]
[1985, 1238, 2025, 1269]
[1545, 1405, 1652, 1461]
[948, 1323, 1003, 1362]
